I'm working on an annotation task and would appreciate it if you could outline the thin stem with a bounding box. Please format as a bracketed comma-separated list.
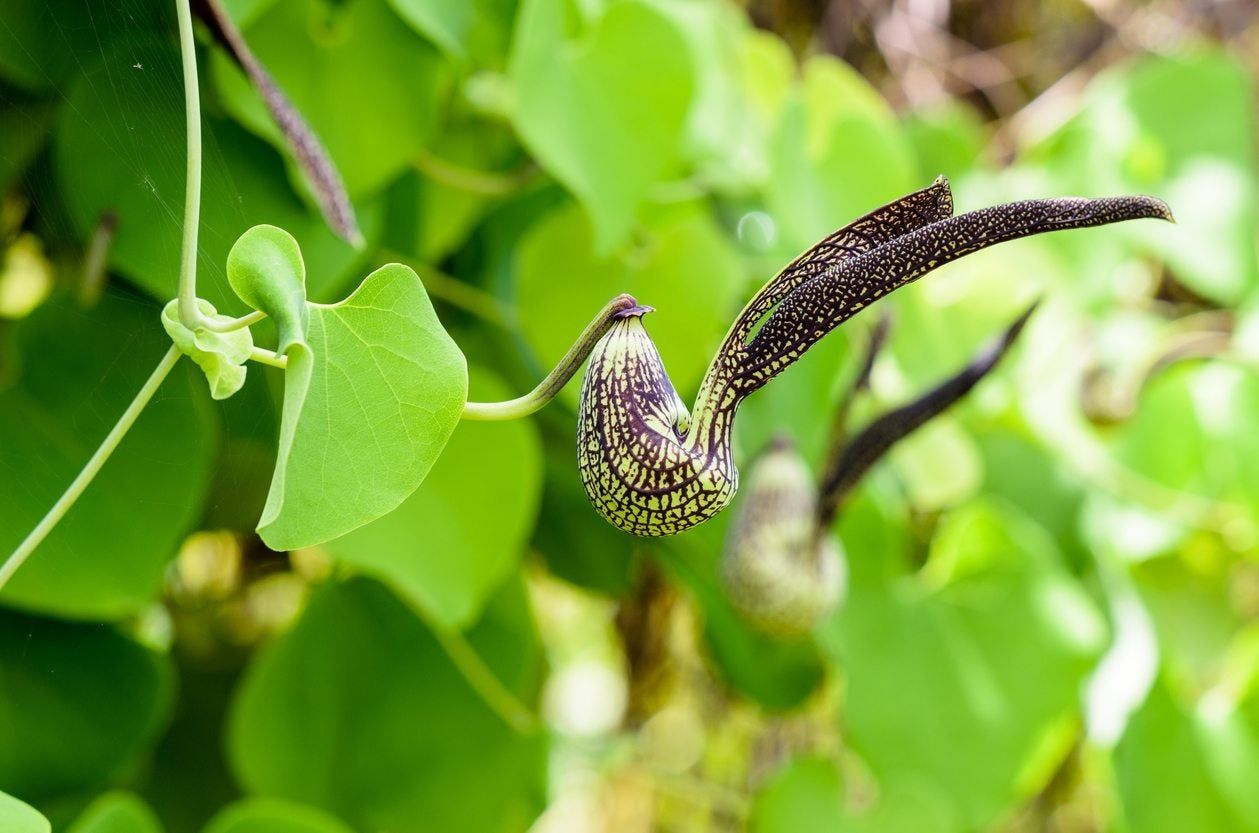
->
[377, 249, 513, 327]
[462, 293, 640, 421]
[249, 346, 288, 369]
[428, 622, 540, 734]
[201, 309, 267, 333]
[0, 347, 182, 590]
[413, 148, 536, 197]
[175, 0, 206, 331]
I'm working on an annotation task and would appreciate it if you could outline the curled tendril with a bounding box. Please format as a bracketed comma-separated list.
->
[577, 176, 1172, 536]
[722, 305, 1034, 636]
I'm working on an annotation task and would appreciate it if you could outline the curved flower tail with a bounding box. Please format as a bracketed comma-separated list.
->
[724, 189, 1172, 397]
[713, 177, 954, 361]
[815, 302, 1038, 527]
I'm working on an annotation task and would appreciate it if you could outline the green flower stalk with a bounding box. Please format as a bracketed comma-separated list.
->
[577, 177, 1171, 536]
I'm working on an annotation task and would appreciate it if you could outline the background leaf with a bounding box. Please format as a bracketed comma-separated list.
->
[227, 576, 547, 833]
[328, 366, 543, 629]
[54, 36, 368, 312]
[515, 200, 742, 401]
[67, 793, 164, 833]
[212, 0, 450, 198]
[203, 798, 355, 833]
[508, 0, 695, 251]
[822, 500, 1107, 828]
[0, 610, 171, 807]
[0, 293, 214, 619]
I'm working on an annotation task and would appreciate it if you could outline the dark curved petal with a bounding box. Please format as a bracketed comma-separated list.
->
[710, 177, 954, 362]
[733, 193, 1171, 394]
[814, 303, 1037, 527]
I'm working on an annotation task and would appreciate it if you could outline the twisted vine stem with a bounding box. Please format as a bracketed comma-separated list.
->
[0, 347, 182, 590]
[462, 293, 642, 420]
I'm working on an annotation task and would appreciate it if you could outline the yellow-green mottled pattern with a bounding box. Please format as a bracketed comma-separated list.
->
[578, 310, 738, 536]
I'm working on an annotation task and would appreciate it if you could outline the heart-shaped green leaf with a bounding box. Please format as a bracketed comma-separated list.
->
[821, 500, 1106, 828]
[328, 367, 542, 629]
[0, 791, 49, 833]
[227, 225, 309, 355]
[256, 264, 467, 550]
[1115, 673, 1259, 833]
[508, 0, 695, 252]
[161, 299, 254, 400]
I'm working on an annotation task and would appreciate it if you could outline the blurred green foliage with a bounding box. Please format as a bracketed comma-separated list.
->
[2, 0, 1259, 831]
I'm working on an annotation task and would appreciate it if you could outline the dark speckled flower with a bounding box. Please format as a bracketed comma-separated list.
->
[575, 176, 1172, 536]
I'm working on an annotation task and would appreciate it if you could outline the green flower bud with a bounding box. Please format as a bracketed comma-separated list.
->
[720, 438, 843, 637]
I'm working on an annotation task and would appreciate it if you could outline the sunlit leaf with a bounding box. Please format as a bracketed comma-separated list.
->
[386, 0, 512, 60]
[1114, 674, 1259, 833]
[766, 54, 916, 252]
[648, 1, 771, 190]
[508, 0, 694, 251]
[328, 367, 543, 630]
[257, 264, 467, 550]
[0, 790, 49, 833]
[1110, 363, 1259, 517]
[1033, 52, 1258, 304]
[821, 500, 1107, 828]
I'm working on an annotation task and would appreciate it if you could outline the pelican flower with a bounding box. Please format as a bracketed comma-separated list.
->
[574, 177, 1171, 535]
